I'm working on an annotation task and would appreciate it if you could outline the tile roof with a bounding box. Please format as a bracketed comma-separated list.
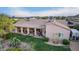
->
[14, 19, 70, 30]
[14, 19, 49, 28]
[52, 20, 70, 30]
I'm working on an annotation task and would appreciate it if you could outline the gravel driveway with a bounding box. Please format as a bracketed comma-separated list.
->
[70, 41, 79, 51]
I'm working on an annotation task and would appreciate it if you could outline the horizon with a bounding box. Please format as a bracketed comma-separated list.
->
[0, 7, 79, 17]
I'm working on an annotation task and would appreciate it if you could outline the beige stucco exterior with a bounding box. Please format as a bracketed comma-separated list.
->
[46, 22, 70, 43]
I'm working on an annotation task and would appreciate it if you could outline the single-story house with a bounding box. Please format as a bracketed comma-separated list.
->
[13, 19, 70, 44]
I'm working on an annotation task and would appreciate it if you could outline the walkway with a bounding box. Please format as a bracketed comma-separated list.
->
[70, 41, 79, 51]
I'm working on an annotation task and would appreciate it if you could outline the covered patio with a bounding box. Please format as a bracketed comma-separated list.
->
[14, 19, 47, 37]
[15, 27, 45, 37]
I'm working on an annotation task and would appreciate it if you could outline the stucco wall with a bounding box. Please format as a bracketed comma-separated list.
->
[46, 23, 70, 40]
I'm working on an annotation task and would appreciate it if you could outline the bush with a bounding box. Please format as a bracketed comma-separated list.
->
[9, 37, 21, 48]
[42, 36, 49, 42]
[63, 39, 70, 45]
[6, 48, 22, 51]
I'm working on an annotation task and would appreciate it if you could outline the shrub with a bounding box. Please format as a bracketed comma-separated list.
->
[9, 37, 21, 48]
[42, 36, 49, 42]
[6, 48, 22, 51]
[63, 39, 70, 45]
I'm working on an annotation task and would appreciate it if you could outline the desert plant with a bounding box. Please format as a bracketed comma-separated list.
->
[63, 39, 70, 45]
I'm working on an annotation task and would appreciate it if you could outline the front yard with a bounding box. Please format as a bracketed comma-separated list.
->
[0, 33, 71, 51]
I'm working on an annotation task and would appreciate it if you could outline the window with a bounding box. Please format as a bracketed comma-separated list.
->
[59, 33, 61, 37]
[53, 33, 63, 39]
[59, 33, 63, 38]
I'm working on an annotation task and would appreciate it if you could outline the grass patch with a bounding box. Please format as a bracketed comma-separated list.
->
[32, 41, 71, 51]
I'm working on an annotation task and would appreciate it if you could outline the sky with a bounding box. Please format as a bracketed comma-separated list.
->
[0, 7, 79, 17]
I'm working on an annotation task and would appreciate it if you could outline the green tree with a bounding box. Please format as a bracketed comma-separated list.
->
[0, 14, 14, 39]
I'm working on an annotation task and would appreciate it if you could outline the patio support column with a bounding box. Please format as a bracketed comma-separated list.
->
[27, 27, 30, 35]
[21, 27, 23, 34]
[34, 28, 37, 36]
[15, 27, 17, 33]
[42, 29, 44, 36]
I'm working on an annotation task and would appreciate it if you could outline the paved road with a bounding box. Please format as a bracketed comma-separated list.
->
[70, 41, 79, 51]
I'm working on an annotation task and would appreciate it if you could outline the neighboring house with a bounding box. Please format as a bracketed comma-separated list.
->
[56, 20, 68, 26]
[14, 19, 70, 44]
[67, 21, 79, 27]
[67, 21, 75, 27]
